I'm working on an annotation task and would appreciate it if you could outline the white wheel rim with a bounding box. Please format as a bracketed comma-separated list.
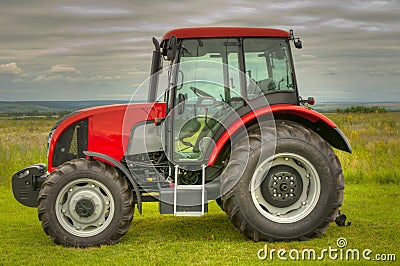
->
[250, 152, 321, 223]
[55, 178, 115, 237]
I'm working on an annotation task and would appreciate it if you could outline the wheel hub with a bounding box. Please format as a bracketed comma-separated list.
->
[75, 198, 95, 218]
[261, 165, 303, 208]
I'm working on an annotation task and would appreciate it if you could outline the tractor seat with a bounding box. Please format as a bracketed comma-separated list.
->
[178, 117, 201, 144]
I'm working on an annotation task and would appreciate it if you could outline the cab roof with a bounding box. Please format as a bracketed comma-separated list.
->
[161, 27, 290, 42]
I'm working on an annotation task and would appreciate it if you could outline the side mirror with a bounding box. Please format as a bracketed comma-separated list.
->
[289, 29, 303, 49]
[166, 35, 177, 61]
[294, 39, 302, 49]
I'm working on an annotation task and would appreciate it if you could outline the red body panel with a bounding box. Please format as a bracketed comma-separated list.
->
[207, 104, 337, 166]
[48, 102, 166, 172]
[162, 27, 290, 41]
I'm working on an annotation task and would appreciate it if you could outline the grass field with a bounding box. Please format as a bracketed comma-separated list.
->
[328, 113, 400, 185]
[0, 113, 399, 265]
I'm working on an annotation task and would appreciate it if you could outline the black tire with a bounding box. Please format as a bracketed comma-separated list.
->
[215, 197, 224, 211]
[221, 120, 344, 241]
[38, 159, 134, 247]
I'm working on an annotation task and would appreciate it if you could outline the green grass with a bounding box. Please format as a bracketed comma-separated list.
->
[326, 113, 400, 184]
[0, 119, 54, 187]
[0, 184, 399, 265]
[0, 113, 399, 265]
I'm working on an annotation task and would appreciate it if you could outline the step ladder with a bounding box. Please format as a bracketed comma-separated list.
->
[173, 164, 207, 216]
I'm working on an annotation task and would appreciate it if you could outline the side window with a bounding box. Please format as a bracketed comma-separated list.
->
[244, 39, 294, 99]
[269, 47, 293, 91]
[245, 51, 271, 97]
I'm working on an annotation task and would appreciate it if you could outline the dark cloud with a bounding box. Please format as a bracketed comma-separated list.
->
[0, 0, 399, 101]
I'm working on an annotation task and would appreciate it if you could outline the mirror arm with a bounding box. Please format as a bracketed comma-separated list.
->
[149, 37, 162, 102]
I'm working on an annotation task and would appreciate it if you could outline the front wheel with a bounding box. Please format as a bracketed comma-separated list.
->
[38, 159, 134, 247]
[221, 120, 344, 241]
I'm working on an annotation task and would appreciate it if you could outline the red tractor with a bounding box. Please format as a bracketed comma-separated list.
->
[12, 27, 351, 247]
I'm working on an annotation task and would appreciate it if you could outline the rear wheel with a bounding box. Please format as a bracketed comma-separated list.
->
[38, 159, 134, 247]
[221, 120, 344, 241]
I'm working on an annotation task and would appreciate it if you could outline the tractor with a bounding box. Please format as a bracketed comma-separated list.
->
[12, 27, 351, 247]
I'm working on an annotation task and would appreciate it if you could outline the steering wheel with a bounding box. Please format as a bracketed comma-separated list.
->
[189, 86, 214, 98]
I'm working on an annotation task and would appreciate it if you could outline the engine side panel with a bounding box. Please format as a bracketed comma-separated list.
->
[126, 121, 163, 156]
[48, 103, 166, 172]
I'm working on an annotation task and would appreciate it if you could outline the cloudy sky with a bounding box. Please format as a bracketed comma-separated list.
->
[1, 0, 399, 102]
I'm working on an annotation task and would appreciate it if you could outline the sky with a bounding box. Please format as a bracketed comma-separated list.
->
[0, 0, 399, 102]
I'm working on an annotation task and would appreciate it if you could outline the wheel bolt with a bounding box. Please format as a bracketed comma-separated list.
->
[290, 193, 294, 197]
[290, 177, 294, 180]
[273, 189, 277, 193]
[273, 176, 277, 180]
[302, 201, 306, 205]
[278, 194, 282, 197]
[284, 158, 289, 161]
[290, 181, 294, 185]
[62, 209, 66, 213]
[290, 188, 294, 192]
[273, 194, 277, 197]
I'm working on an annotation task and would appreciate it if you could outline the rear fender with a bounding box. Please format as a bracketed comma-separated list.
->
[207, 105, 352, 166]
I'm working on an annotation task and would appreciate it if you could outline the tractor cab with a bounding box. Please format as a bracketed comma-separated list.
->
[148, 28, 301, 168]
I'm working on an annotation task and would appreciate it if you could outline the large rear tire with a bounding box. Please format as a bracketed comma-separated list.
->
[221, 120, 344, 241]
[38, 159, 134, 247]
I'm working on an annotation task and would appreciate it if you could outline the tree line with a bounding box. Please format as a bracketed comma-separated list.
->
[0, 110, 72, 119]
[336, 106, 388, 113]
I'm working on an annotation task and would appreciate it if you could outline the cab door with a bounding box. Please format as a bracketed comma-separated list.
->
[165, 38, 243, 169]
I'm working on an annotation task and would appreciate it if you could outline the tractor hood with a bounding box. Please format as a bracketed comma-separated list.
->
[48, 102, 166, 172]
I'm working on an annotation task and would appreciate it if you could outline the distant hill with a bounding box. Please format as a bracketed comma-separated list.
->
[0, 100, 130, 114]
[0, 100, 399, 114]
